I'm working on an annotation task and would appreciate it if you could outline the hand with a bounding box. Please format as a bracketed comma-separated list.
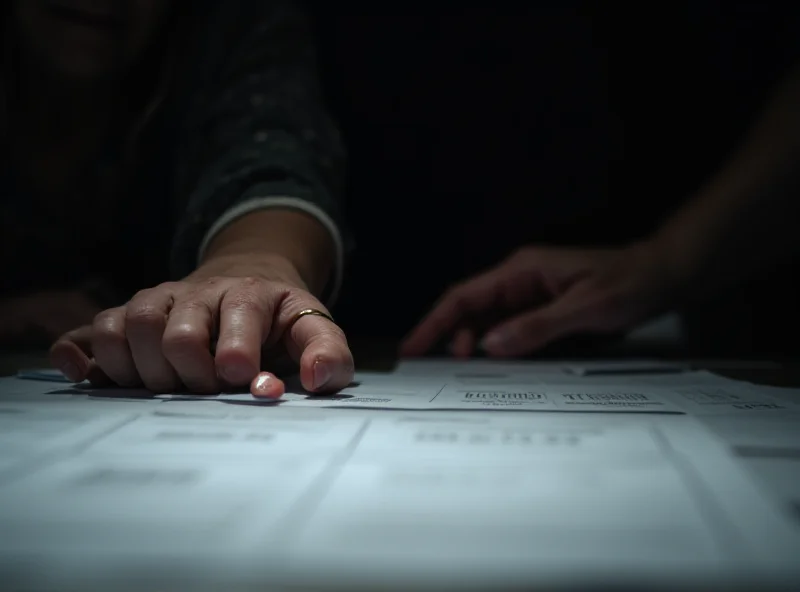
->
[0, 284, 104, 347]
[50, 255, 354, 398]
[400, 241, 681, 358]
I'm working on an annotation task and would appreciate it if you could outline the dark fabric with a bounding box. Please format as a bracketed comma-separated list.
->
[314, 3, 615, 337]
[313, 1, 800, 353]
[0, 0, 346, 303]
[167, 0, 348, 282]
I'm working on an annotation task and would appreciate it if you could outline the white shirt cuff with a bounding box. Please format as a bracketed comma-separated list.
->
[197, 196, 344, 307]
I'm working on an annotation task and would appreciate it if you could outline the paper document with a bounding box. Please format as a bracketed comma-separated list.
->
[5, 371, 797, 417]
[159, 377, 685, 413]
[0, 394, 798, 589]
[0, 403, 135, 477]
[1, 367, 799, 590]
[16, 368, 71, 382]
[157, 372, 797, 416]
[281, 414, 800, 590]
[698, 414, 800, 528]
[395, 357, 690, 377]
[564, 360, 690, 375]
[666, 384, 800, 416]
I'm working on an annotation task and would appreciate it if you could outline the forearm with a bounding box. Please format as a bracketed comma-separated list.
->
[199, 209, 335, 296]
[651, 64, 800, 301]
[172, 1, 346, 300]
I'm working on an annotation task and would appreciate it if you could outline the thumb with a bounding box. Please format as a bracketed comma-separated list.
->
[480, 284, 610, 357]
[276, 294, 354, 393]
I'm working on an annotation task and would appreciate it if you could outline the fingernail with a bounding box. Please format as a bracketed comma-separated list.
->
[252, 373, 281, 399]
[313, 360, 333, 391]
[60, 362, 80, 382]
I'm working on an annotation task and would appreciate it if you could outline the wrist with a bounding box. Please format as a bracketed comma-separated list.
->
[201, 210, 335, 296]
[190, 252, 309, 291]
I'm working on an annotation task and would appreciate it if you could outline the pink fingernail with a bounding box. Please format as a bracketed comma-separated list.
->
[252, 373, 281, 399]
[254, 374, 271, 392]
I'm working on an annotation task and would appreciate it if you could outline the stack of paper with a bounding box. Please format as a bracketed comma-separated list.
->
[0, 359, 798, 591]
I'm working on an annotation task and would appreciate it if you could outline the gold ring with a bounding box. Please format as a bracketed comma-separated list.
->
[290, 308, 335, 329]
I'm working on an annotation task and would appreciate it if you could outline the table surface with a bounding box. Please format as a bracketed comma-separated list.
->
[3, 338, 800, 387]
[1, 340, 799, 591]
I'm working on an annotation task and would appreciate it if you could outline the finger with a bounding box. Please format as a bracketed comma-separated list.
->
[50, 326, 113, 387]
[126, 288, 182, 393]
[91, 308, 142, 387]
[215, 279, 272, 388]
[50, 326, 93, 382]
[278, 295, 353, 393]
[251, 371, 285, 399]
[449, 327, 476, 358]
[83, 362, 114, 388]
[399, 269, 508, 357]
[162, 295, 220, 394]
[480, 284, 609, 357]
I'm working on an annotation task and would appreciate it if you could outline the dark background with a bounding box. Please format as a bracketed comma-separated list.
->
[310, 1, 800, 355]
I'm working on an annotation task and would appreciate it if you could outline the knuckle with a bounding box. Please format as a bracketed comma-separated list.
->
[92, 309, 123, 335]
[224, 292, 264, 314]
[125, 302, 166, 327]
[162, 323, 206, 355]
[281, 291, 319, 316]
[155, 281, 179, 291]
[130, 284, 173, 304]
[129, 286, 158, 302]
[237, 276, 266, 291]
[314, 325, 348, 344]
[173, 299, 209, 316]
[201, 277, 222, 289]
